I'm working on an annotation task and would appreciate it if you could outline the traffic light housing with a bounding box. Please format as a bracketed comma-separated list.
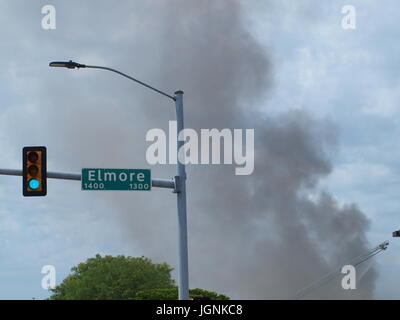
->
[23, 146, 47, 197]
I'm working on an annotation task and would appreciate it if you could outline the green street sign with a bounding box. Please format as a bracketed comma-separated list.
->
[81, 169, 151, 191]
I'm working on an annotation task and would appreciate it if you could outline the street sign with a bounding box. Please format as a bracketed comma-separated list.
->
[81, 169, 151, 191]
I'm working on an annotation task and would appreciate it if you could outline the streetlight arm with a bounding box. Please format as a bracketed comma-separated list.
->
[85, 65, 176, 101]
[49, 60, 175, 101]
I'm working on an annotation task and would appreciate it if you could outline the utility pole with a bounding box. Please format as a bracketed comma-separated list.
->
[174, 91, 189, 299]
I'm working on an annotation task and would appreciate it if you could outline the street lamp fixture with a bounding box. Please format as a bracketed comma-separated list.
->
[49, 60, 86, 69]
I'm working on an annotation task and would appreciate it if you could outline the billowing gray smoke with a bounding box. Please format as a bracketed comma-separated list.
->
[1, 0, 376, 299]
[116, 0, 376, 299]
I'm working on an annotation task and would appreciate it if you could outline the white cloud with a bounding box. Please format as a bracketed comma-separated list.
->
[362, 86, 400, 117]
[324, 162, 391, 189]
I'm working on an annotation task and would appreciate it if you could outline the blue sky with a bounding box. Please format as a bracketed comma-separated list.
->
[0, 0, 399, 299]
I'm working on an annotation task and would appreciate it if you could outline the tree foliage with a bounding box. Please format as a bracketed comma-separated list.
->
[135, 287, 230, 300]
[50, 254, 229, 300]
[50, 254, 175, 300]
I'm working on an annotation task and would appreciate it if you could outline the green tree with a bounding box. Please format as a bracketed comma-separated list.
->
[50, 254, 229, 300]
[50, 254, 175, 300]
[135, 288, 230, 300]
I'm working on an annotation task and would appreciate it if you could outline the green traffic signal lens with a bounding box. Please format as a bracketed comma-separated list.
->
[23, 146, 47, 197]
[27, 151, 39, 163]
[28, 165, 39, 177]
[28, 179, 40, 190]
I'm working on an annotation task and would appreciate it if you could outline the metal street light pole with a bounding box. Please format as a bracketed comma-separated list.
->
[174, 91, 189, 300]
[49, 60, 189, 300]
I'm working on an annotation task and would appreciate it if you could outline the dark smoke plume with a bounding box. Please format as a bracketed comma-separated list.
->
[98, 0, 376, 299]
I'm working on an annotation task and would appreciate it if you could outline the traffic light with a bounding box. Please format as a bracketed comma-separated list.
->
[393, 230, 400, 237]
[23, 146, 47, 197]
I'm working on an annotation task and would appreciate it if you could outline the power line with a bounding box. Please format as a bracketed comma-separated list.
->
[291, 241, 389, 300]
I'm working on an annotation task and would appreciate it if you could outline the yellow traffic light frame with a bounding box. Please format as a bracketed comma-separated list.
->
[23, 146, 47, 197]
